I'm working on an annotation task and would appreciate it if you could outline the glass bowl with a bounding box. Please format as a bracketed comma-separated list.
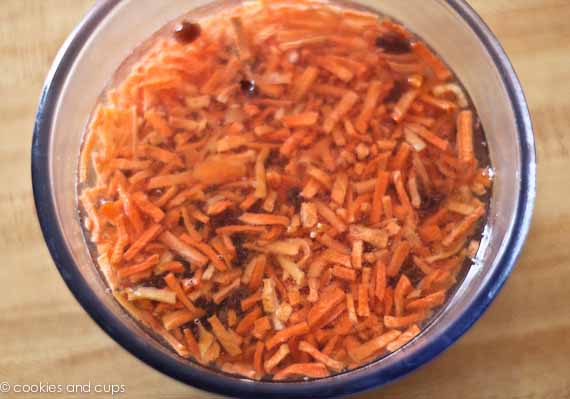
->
[31, 0, 536, 397]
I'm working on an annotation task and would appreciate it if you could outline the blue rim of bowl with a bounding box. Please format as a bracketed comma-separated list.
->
[31, 1, 536, 398]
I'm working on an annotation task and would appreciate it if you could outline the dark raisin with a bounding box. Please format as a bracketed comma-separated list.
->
[363, 242, 375, 253]
[195, 297, 218, 317]
[233, 233, 248, 267]
[144, 275, 167, 289]
[182, 320, 201, 338]
[286, 187, 302, 212]
[210, 208, 239, 229]
[267, 149, 284, 167]
[175, 257, 191, 270]
[401, 259, 423, 286]
[385, 80, 405, 103]
[180, 268, 194, 280]
[419, 192, 443, 213]
[240, 79, 257, 96]
[375, 33, 411, 54]
[220, 286, 249, 310]
[173, 21, 201, 44]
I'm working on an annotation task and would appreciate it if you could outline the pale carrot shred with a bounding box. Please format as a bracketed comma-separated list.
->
[442, 206, 485, 246]
[239, 212, 290, 226]
[394, 274, 413, 317]
[315, 201, 347, 233]
[274, 363, 330, 380]
[79, 1, 491, 381]
[254, 148, 270, 199]
[391, 89, 419, 122]
[163, 273, 197, 309]
[332, 265, 357, 282]
[298, 341, 345, 372]
[331, 172, 349, 205]
[265, 344, 291, 373]
[407, 290, 446, 311]
[457, 110, 474, 162]
[159, 231, 208, 267]
[406, 123, 450, 152]
[180, 235, 227, 271]
[386, 324, 421, 352]
[393, 171, 414, 216]
[384, 311, 429, 328]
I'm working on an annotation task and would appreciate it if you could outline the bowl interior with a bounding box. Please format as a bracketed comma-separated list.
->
[34, 0, 534, 397]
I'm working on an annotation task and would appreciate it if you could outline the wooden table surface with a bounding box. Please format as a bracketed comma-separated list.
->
[1, 1, 569, 398]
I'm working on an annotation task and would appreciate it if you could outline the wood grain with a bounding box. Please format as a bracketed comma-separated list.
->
[0, 1, 568, 398]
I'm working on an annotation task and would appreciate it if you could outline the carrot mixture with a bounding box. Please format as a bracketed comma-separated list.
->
[78, 0, 492, 381]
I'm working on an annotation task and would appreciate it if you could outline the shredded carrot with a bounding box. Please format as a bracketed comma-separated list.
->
[274, 363, 330, 380]
[406, 123, 449, 152]
[384, 311, 429, 328]
[79, 1, 491, 382]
